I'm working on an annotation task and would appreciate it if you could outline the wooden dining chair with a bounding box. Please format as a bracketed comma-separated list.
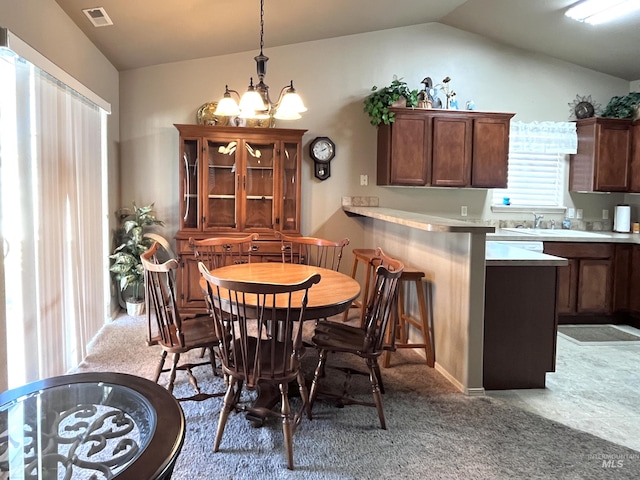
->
[198, 261, 321, 470]
[276, 232, 349, 271]
[141, 242, 224, 402]
[189, 233, 259, 269]
[308, 248, 404, 429]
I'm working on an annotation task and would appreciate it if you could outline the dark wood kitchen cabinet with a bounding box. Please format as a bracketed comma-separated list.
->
[377, 108, 514, 187]
[629, 121, 640, 192]
[376, 109, 431, 185]
[569, 117, 632, 192]
[174, 124, 306, 314]
[543, 242, 614, 318]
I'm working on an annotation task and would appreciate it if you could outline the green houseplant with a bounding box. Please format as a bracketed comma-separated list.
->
[363, 76, 419, 127]
[109, 202, 164, 315]
[601, 92, 640, 119]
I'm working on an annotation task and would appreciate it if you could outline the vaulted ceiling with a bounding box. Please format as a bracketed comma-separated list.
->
[54, 0, 640, 81]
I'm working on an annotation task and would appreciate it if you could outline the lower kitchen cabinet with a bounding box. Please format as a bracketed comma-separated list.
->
[483, 265, 559, 389]
[631, 246, 640, 313]
[611, 243, 640, 327]
[543, 242, 613, 319]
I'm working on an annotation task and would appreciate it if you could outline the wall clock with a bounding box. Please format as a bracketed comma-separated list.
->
[309, 136, 335, 180]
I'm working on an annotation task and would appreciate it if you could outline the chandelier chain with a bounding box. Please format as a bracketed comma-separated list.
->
[259, 0, 264, 55]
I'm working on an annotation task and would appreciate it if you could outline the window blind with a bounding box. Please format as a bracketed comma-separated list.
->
[493, 152, 563, 207]
[492, 121, 576, 208]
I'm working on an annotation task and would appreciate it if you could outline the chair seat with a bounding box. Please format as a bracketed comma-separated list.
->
[312, 322, 367, 354]
[160, 314, 218, 353]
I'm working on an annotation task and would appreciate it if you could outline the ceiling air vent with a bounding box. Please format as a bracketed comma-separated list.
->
[82, 7, 113, 27]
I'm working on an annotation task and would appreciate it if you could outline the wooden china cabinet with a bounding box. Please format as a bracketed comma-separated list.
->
[174, 124, 307, 314]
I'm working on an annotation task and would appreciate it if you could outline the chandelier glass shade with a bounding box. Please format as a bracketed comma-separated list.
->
[214, 0, 306, 122]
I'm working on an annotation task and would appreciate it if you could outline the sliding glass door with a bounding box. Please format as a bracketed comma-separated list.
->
[0, 45, 109, 388]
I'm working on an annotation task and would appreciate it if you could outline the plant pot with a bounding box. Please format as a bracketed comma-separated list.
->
[391, 96, 407, 108]
[126, 299, 145, 317]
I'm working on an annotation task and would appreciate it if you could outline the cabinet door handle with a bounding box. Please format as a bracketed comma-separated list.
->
[243, 175, 246, 190]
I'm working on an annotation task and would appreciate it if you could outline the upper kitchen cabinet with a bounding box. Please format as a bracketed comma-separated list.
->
[629, 120, 640, 192]
[376, 108, 514, 188]
[377, 109, 431, 186]
[569, 117, 631, 192]
[175, 124, 306, 237]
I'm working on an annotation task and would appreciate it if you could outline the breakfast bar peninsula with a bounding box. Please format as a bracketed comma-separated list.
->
[343, 206, 567, 394]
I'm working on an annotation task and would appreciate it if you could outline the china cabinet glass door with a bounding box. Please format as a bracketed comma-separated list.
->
[204, 139, 238, 230]
[281, 141, 300, 232]
[180, 138, 200, 230]
[244, 140, 275, 230]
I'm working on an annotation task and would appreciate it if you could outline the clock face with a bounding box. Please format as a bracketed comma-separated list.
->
[310, 137, 335, 163]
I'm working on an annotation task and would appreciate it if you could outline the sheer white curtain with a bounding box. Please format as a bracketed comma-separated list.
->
[509, 121, 577, 154]
[1, 50, 107, 387]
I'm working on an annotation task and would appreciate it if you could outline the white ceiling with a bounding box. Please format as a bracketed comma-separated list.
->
[54, 0, 640, 81]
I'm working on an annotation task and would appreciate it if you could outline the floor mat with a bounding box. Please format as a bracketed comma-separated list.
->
[558, 325, 640, 344]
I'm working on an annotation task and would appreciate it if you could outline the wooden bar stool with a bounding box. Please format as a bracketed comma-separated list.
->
[342, 248, 378, 324]
[384, 268, 435, 368]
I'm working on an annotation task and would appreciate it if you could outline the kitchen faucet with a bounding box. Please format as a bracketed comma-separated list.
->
[532, 212, 544, 229]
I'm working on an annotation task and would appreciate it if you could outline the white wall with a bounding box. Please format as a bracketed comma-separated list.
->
[119, 22, 629, 254]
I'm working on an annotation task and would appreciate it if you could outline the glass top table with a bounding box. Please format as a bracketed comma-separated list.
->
[0, 372, 185, 479]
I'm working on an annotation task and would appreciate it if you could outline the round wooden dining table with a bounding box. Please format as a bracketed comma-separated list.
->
[198, 262, 361, 321]
[199, 262, 362, 427]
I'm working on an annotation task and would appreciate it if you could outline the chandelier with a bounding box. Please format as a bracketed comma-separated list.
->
[214, 0, 307, 121]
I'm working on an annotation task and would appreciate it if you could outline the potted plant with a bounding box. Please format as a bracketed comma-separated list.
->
[109, 202, 164, 316]
[600, 92, 640, 119]
[363, 76, 419, 127]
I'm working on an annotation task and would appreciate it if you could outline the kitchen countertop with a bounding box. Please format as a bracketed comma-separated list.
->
[343, 206, 495, 233]
[342, 206, 640, 265]
[485, 241, 567, 267]
[488, 228, 640, 243]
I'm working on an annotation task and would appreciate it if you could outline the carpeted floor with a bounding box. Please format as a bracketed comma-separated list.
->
[72, 314, 640, 479]
[558, 324, 640, 343]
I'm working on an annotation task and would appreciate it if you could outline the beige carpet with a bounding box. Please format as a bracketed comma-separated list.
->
[71, 313, 640, 479]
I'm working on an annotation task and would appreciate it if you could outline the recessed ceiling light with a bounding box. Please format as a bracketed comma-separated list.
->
[565, 0, 640, 25]
[82, 7, 113, 28]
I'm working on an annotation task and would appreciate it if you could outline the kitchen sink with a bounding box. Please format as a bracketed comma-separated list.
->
[501, 228, 610, 238]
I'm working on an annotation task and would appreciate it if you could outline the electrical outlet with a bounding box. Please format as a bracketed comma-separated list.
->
[567, 208, 575, 219]
[360, 174, 368, 186]
[461, 206, 468, 217]
[576, 209, 583, 219]
[602, 209, 609, 220]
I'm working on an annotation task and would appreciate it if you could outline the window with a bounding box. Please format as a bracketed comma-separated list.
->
[493, 121, 577, 208]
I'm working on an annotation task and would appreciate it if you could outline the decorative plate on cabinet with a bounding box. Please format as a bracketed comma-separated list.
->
[196, 102, 229, 126]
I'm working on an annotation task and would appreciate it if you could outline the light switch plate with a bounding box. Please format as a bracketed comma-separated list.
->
[567, 208, 575, 219]
[602, 209, 609, 220]
[576, 209, 583, 219]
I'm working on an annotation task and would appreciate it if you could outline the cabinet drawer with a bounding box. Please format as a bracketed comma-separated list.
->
[544, 242, 613, 259]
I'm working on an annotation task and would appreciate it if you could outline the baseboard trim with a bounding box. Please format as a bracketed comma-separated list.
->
[434, 362, 485, 396]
